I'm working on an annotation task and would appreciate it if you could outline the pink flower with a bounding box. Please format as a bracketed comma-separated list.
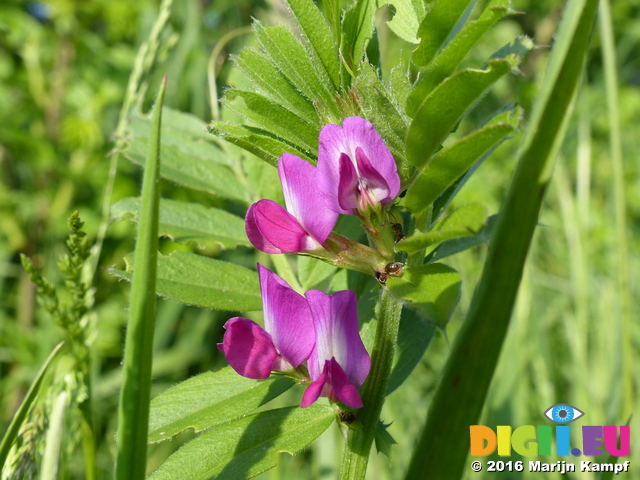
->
[245, 154, 338, 253]
[217, 264, 315, 379]
[318, 117, 401, 215]
[301, 290, 371, 409]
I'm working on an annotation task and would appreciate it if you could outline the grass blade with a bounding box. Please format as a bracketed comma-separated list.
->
[39, 392, 67, 480]
[0, 342, 64, 471]
[115, 77, 166, 480]
[405, 0, 599, 478]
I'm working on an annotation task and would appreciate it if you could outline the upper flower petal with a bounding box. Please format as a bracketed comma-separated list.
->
[318, 117, 400, 214]
[305, 289, 371, 388]
[258, 264, 315, 368]
[342, 117, 400, 200]
[245, 200, 320, 253]
[279, 153, 338, 244]
[218, 317, 278, 379]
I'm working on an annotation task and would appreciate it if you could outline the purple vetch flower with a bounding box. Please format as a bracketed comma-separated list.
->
[301, 290, 371, 409]
[217, 264, 315, 379]
[318, 116, 401, 215]
[245, 153, 338, 253]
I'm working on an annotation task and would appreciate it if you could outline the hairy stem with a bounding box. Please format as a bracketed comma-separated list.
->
[339, 288, 403, 479]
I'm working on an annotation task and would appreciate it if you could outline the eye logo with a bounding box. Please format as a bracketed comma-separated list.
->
[544, 404, 584, 423]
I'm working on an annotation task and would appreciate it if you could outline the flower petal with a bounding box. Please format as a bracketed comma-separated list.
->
[318, 124, 352, 215]
[327, 357, 363, 408]
[258, 264, 315, 367]
[305, 289, 370, 388]
[218, 317, 278, 379]
[318, 117, 400, 214]
[342, 117, 400, 200]
[300, 361, 329, 408]
[300, 358, 363, 408]
[246, 200, 319, 253]
[354, 147, 392, 206]
[279, 153, 338, 244]
[337, 152, 359, 213]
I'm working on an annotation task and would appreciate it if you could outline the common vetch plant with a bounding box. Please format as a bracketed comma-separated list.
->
[107, 0, 599, 478]
[0, 0, 603, 478]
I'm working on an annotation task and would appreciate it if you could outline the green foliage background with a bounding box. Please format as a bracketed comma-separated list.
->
[0, 0, 638, 478]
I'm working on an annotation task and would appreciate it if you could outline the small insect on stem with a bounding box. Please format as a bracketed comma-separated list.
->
[388, 212, 405, 242]
[338, 410, 357, 424]
[375, 262, 405, 285]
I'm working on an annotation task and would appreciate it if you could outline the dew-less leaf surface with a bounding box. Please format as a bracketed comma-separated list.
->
[209, 122, 315, 166]
[111, 251, 261, 311]
[148, 405, 335, 480]
[405, 108, 520, 214]
[233, 48, 319, 124]
[426, 214, 497, 263]
[111, 197, 249, 249]
[123, 109, 248, 203]
[148, 369, 294, 443]
[412, 0, 475, 66]
[282, 0, 340, 90]
[223, 90, 319, 153]
[408, 3, 512, 106]
[387, 264, 461, 328]
[397, 202, 487, 254]
[406, 60, 511, 170]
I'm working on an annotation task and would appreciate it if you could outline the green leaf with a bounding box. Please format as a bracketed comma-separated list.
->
[116, 79, 165, 480]
[405, 107, 522, 217]
[111, 198, 250, 250]
[0, 342, 64, 471]
[488, 35, 537, 71]
[254, 23, 338, 117]
[148, 369, 294, 443]
[406, 59, 512, 170]
[298, 255, 338, 290]
[209, 122, 314, 167]
[282, 0, 340, 89]
[397, 202, 487, 254]
[408, 4, 512, 106]
[386, 309, 436, 395]
[405, 0, 600, 477]
[341, 0, 378, 77]
[148, 405, 335, 480]
[413, 0, 475, 66]
[405, 107, 521, 215]
[223, 89, 319, 153]
[233, 49, 319, 124]
[111, 251, 261, 312]
[387, 264, 461, 328]
[373, 420, 397, 458]
[426, 214, 497, 263]
[123, 108, 249, 203]
[385, 0, 427, 44]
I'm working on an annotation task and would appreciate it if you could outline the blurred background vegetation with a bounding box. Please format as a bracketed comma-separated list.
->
[0, 0, 637, 478]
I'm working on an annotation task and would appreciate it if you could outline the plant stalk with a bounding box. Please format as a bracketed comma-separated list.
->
[339, 287, 403, 480]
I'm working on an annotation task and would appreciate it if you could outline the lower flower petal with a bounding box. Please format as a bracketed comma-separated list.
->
[300, 358, 363, 409]
[218, 317, 278, 379]
[328, 357, 363, 408]
[300, 361, 329, 408]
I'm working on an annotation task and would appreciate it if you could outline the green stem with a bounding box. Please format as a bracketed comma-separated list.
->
[339, 288, 403, 480]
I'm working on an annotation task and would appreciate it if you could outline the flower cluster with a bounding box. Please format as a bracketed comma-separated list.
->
[245, 116, 402, 275]
[218, 265, 370, 408]
[220, 117, 401, 409]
